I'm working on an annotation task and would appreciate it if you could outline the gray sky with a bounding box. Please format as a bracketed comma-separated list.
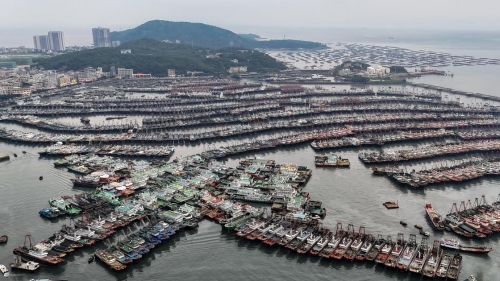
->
[1, 0, 499, 46]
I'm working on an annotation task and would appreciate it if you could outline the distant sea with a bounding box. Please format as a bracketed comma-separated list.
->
[249, 27, 500, 98]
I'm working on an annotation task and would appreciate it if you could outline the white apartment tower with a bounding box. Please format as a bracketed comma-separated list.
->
[92, 27, 111, 48]
[48, 31, 65, 51]
[33, 35, 49, 51]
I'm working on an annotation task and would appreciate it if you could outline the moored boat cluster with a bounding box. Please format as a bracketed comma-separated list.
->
[27, 154, 324, 271]
[374, 158, 500, 188]
[359, 140, 500, 164]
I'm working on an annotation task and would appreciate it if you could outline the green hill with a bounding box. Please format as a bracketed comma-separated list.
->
[111, 20, 326, 50]
[35, 39, 286, 76]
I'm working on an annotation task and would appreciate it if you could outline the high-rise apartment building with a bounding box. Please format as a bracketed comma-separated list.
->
[48, 31, 65, 51]
[33, 35, 49, 51]
[92, 27, 111, 48]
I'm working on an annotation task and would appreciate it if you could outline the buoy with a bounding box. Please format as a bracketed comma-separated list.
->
[13, 153, 17, 157]
[414, 224, 423, 230]
[400, 221, 407, 226]
[88, 255, 94, 263]
[22, 151, 27, 154]
[39, 176, 43, 180]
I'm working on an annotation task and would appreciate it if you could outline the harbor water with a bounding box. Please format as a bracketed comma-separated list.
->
[2, 30, 500, 280]
[0, 140, 499, 281]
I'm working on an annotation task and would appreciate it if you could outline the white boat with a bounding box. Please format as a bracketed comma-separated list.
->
[0, 264, 9, 276]
[440, 238, 459, 250]
[10, 255, 40, 271]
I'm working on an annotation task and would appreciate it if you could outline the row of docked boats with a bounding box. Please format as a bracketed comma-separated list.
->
[314, 153, 350, 167]
[221, 217, 464, 279]
[10, 90, 487, 118]
[30, 154, 325, 272]
[6, 108, 487, 134]
[40, 143, 175, 158]
[380, 158, 500, 188]
[359, 140, 500, 164]
[425, 195, 500, 240]
[311, 129, 455, 149]
[94, 219, 178, 271]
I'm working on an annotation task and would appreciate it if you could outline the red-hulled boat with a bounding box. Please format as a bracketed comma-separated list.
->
[425, 203, 445, 230]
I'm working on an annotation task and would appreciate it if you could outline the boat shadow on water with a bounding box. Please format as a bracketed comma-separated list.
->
[274, 247, 288, 258]
[257, 243, 279, 256]
[329, 259, 356, 270]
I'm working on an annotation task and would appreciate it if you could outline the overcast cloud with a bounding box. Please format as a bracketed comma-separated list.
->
[1, 0, 498, 46]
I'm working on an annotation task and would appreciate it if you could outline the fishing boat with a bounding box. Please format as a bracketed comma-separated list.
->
[13, 235, 64, 265]
[464, 275, 477, 281]
[422, 240, 443, 278]
[0, 264, 8, 277]
[344, 226, 366, 261]
[356, 234, 374, 261]
[39, 207, 65, 219]
[331, 224, 355, 259]
[9, 255, 40, 271]
[318, 222, 344, 258]
[315, 154, 350, 167]
[286, 226, 314, 251]
[366, 234, 386, 261]
[278, 226, 301, 246]
[48, 198, 82, 215]
[310, 231, 333, 255]
[425, 203, 445, 230]
[94, 250, 127, 271]
[440, 238, 493, 253]
[297, 228, 326, 254]
[107, 248, 133, 265]
[397, 234, 418, 270]
[384, 233, 405, 267]
[435, 253, 452, 278]
[409, 237, 430, 273]
[112, 245, 142, 261]
[446, 252, 462, 280]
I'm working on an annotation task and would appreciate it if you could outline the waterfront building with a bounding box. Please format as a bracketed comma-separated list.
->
[48, 31, 65, 51]
[228, 66, 248, 73]
[92, 27, 111, 48]
[117, 68, 133, 78]
[110, 66, 116, 77]
[33, 35, 49, 51]
[57, 74, 71, 87]
[167, 69, 176, 77]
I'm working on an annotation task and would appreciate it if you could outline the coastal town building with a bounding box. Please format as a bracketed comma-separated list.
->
[228, 66, 248, 74]
[117, 68, 133, 78]
[167, 69, 176, 77]
[92, 27, 111, 48]
[33, 35, 49, 51]
[48, 31, 65, 51]
[121, 49, 132, 54]
[111, 41, 121, 47]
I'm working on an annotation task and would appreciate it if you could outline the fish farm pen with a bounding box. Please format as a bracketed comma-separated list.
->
[2, 77, 500, 280]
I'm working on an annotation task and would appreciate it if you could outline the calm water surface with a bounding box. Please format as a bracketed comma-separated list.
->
[0, 140, 499, 281]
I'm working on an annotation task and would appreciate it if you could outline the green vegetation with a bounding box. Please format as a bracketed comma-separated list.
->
[110, 20, 326, 50]
[332, 61, 370, 75]
[389, 66, 408, 73]
[35, 39, 286, 76]
[349, 75, 370, 83]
